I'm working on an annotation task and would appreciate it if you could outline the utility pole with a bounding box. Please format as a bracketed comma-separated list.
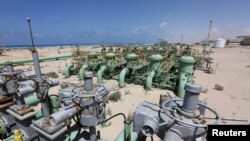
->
[26, 17, 35, 50]
[205, 19, 213, 53]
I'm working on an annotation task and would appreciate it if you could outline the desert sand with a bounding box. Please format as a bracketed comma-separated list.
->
[0, 45, 250, 140]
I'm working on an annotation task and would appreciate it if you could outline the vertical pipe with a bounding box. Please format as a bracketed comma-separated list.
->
[177, 73, 188, 98]
[89, 126, 97, 141]
[5, 62, 22, 105]
[41, 101, 50, 118]
[84, 71, 93, 91]
[182, 83, 202, 112]
[26, 17, 35, 50]
[31, 50, 42, 79]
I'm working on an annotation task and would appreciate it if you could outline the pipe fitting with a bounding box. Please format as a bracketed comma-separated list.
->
[182, 83, 202, 112]
[84, 71, 93, 91]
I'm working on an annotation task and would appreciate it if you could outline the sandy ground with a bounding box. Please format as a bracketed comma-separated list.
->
[1, 45, 250, 140]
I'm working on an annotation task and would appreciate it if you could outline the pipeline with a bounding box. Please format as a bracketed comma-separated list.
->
[145, 70, 155, 89]
[78, 64, 89, 80]
[119, 68, 129, 88]
[97, 65, 106, 84]
[63, 63, 74, 78]
[0, 54, 72, 66]
[177, 73, 188, 98]
[115, 122, 138, 141]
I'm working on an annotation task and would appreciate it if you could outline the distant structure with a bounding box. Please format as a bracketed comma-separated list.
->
[237, 36, 250, 45]
[213, 38, 226, 48]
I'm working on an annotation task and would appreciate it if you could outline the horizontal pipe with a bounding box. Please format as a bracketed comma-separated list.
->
[49, 106, 79, 126]
[17, 85, 35, 96]
[0, 54, 72, 66]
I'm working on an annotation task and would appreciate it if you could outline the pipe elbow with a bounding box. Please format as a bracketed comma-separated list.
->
[97, 66, 106, 84]
[119, 68, 129, 88]
[78, 64, 88, 80]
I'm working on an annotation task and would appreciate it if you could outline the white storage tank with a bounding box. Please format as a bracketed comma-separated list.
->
[213, 38, 226, 48]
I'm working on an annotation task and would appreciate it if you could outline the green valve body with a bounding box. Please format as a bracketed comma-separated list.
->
[177, 56, 195, 98]
[179, 56, 195, 74]
[126, 53, 137, 63]
[149, 54, 162, 70]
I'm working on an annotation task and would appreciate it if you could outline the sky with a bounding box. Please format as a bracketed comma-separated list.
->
[0, 0, 250, 45]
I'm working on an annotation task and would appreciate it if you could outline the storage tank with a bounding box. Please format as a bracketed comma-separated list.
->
[213, 38, 226, 48]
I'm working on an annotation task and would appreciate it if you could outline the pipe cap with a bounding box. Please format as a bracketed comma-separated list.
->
[185, 83, 202, 94]
[84, 71, 93, 78]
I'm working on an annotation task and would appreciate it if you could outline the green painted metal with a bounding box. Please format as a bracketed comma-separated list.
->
[145, 70, 155, 89]
[179, 56, 195, 74]
[149, 54, 163, 70]
[177, 56, 195, 98]
[126, 53, 137, 61]
[78, 64, 89, 80]
[119, 68, 129, 88]
[63, 63, 74, 78]
[0, 54, 72, 66]
[97, 65, 106, 84]
[64, 129, 80, 141]
[35, 110, 43, 119]
[114, 122, 138, 141]
[177, 73, 188, 98]
[49, 95, 60, 113]
[24, 93, 40, 105]
[105, 53, 115, 59]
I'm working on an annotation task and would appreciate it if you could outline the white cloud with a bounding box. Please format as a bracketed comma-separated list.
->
[159, 21, 167, 28]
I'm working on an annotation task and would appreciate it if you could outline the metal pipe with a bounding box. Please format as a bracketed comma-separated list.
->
[63, 63, 74, 78]
[49, 106, 78, 126]
[31, 50, 42, 79]
[119, 68, 129, 88]
[17, 85, 35, 96]
[78, 64, 89, 80]
[182, 83, 202, 112]
[41, 101, 50, 118]
[0, 54, 72, 66]
[177, 73, 188, 98]
[114, 122, 138, 141]
[145, 70, 155, 89]
[26, 17, 35, 50]
[84, 71, 93, 91]
[97, 65, 106, 84]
